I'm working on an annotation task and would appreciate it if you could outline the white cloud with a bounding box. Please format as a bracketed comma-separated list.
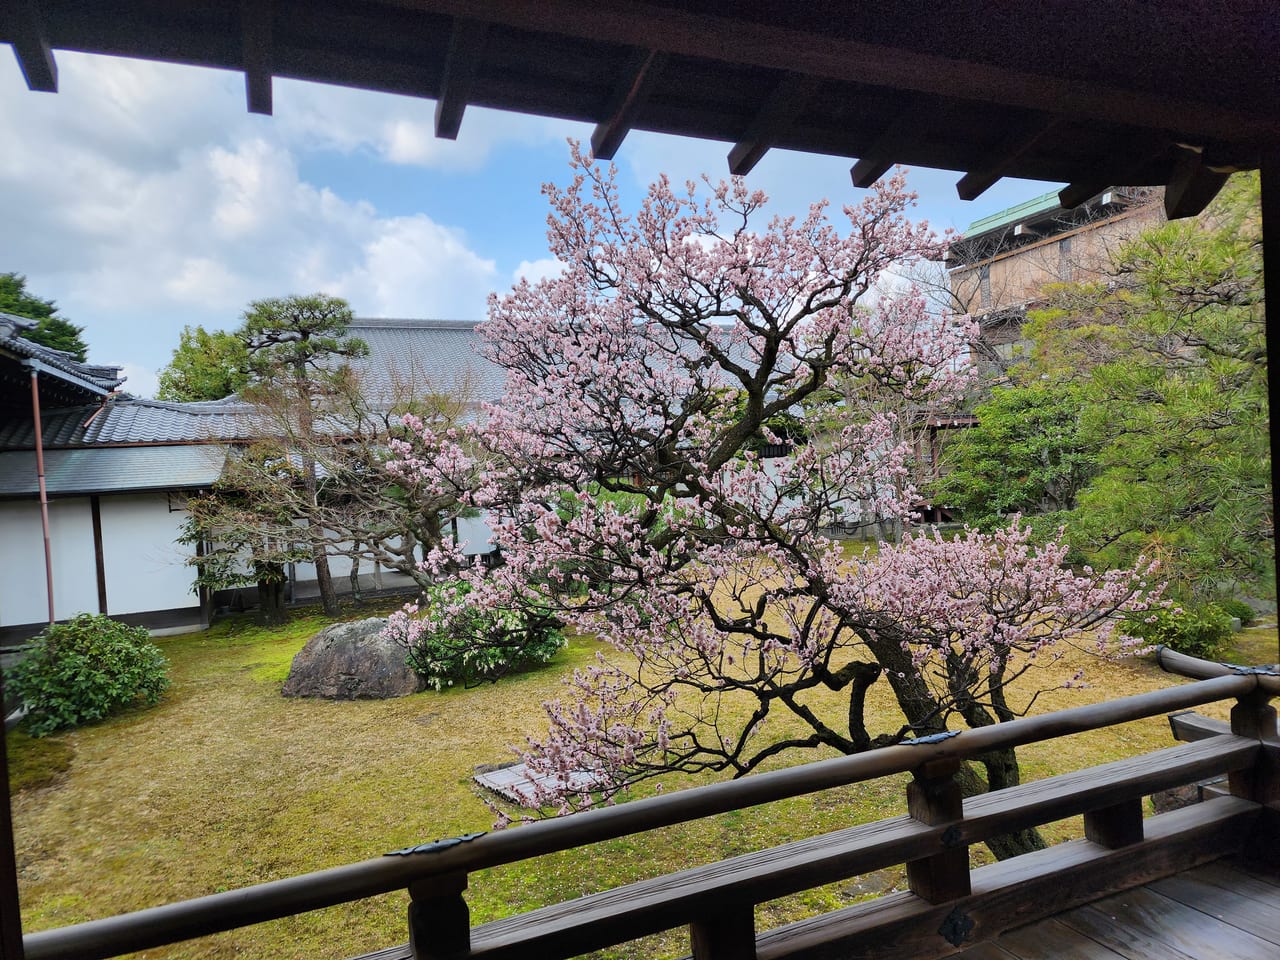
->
[273, 75, 578, 172]
[118, 362, 159, 400]
[0, 53, 514, 374]
[333, 216, 497, 318]
[511, 258, 565, 285]
[164, 257, 241, 304]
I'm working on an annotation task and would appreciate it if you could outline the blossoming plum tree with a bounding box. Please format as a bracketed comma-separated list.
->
[389, 146, 1161, 857]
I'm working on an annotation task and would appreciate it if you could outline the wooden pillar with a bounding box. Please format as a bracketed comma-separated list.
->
[0, 669, 25, 960]
[1229, 681, 1280, 863]
[1263, 151, 1280, 664]
[407, 872, 470, 960]
[1083, 798, 1144, 848]
[690, 904, 757, 960]
[905, 758, 971, 903]
[90, 496, 107, 614]
[1228, 687, 1280, 804]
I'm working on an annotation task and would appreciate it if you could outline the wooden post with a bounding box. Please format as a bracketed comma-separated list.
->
[0, 668, 25, 960]
[1228, 688, 1280, 804]
[1263, 149, 1279, 664]
[407, 872, 469, 960]
[1229, 682, 1280, 864]
[905, 758, 971, 903]
[1084, 798, 1144, 848]
[690, 904, 757, 960]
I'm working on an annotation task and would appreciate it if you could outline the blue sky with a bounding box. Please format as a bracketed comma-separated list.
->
[0, 51, 1059, 397]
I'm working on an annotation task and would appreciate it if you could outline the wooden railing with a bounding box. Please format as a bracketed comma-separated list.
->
[20, 650, 1280, 960]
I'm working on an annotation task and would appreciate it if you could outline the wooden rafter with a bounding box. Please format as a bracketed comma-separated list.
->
[849, 104, 924, 188]
[1164, 146, 1232, 219]
[434, 17, 489, 140]
[241, 0, 273, 115]
[727, 73, 820, 176]
[1057, 181, 1109, 210]
[591, 48, 666, 161]
[7, 0, 57, 93]
[956, 118, 1063, 201]
[399, 0, 1280, 145]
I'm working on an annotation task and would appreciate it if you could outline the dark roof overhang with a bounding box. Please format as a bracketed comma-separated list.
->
[3, 2, 1277, 218]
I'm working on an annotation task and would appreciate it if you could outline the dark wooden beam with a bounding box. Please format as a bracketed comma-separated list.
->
[404, 1, 1280, 144]
[434, 17, 489, 140]
[241, 0, 272, 115]
[850, 106, 922, 188]
[1164, 146, 1231, 219]
[591, 48, 666, 161]
[727, 73, 819, 176]
[1058, 181, 1108, 210]
[956, 118, 1063, 200]
[1262, 149, 1280, 664]
[0, 669, 22, 960]
[7, 0, 57, 92]
[90, 495, 107, 614]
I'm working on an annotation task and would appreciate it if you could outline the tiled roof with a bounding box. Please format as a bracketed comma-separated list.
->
[0, 396, 260, 450]
[0, 318, 774, 453]
[0, 445, 227, 497]
[0, 312, 125, 395]
[345, 319, 505, 404]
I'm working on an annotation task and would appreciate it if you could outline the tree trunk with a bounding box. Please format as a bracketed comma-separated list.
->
[349, 549, 363, 604]
[860, 632, 1047, 859]
[975, 747, 1047, 859]
[295, 356, 341, 617]
[258, 578, 287, 626]
[312, 545, 340, 617]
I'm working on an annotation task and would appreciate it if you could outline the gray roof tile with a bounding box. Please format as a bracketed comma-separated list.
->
[0, 445, 226, 497]
[0, 312, 125, 395]
[345, 319, 505, 405]
[0, 396, 260, 449]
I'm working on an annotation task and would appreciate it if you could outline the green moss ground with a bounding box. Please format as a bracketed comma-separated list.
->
[6, 606, 1275, 959]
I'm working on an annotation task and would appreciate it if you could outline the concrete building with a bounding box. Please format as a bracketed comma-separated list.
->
[947, 187, 1165, 381]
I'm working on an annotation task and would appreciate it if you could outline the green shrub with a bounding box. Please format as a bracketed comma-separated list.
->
[1215, 597, 1255, 627]
[1124, 603, 1233, 660]
[9, 614, 170, 737]
[401, 583, 565, 690]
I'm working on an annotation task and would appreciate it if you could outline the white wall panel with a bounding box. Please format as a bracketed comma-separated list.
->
[0, 501, 49, 626]
[99, 494, 197, 615]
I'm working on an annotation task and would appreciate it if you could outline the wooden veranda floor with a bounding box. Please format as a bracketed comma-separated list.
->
[957, 857, 1280, 960]
[354, 854, 1280, 960]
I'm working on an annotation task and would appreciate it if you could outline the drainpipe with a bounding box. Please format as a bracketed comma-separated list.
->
[29, 366, 55, 624]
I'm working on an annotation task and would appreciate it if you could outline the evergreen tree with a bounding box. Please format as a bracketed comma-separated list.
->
[156, 325, 250, 401]
[1, 272, 88, 361]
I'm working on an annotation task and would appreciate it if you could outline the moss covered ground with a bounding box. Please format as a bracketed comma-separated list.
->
[5, 604, 1275, 959]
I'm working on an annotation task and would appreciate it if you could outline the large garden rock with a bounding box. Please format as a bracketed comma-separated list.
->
[282, 618, 425, 700]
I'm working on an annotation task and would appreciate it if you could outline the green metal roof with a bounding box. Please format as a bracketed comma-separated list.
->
[0, 445, 227, 498]
[963, 189, 1064, 238]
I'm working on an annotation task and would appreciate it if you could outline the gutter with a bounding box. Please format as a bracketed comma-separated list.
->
[26, 363, 56, 624]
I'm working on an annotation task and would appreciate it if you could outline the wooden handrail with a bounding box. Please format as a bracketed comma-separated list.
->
[1155, 646, 1280, 691]
[21, 667, 1273, 960]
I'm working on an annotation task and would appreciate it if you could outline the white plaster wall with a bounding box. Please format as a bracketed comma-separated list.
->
[0, 501, 47, 627]
[456, 514, 496, 555]
[291, 518, 496, 589]
[99, 494, 198, 615]
[0, 498, 97, 625]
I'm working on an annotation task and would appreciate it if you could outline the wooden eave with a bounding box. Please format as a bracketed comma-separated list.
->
[3, 1, 1278, 215]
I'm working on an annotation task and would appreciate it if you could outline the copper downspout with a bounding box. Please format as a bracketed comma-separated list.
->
[29, 368, 55, 624]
